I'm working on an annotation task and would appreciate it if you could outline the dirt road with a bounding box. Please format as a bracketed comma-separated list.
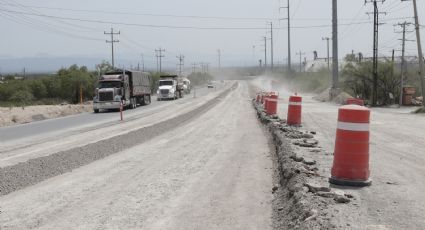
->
[252, 76, 425, 229]
[0, 82, 273, 230]
[299, 99, 425, 229]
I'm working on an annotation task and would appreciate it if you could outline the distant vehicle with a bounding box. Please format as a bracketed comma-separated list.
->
[93, 70, 152, 113]
[182, 78, 191, 94]
[207, 82, 214, 88]
[157, 75, 184, 101]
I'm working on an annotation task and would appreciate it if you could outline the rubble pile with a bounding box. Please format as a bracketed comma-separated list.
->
[411, 96, 423, 106]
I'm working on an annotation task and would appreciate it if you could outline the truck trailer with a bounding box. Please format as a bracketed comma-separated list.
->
[93, 70, 152, 113]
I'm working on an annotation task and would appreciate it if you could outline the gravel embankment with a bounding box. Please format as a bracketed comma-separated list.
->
[0, 84, 236, 196]
[252, 100, 355, 230]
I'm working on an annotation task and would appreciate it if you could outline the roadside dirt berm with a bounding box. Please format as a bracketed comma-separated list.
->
[287, 95, 302, 126]
[346, 98, 364, 106]
[266, 94, 278, 115]
[329, 104, 372, 187]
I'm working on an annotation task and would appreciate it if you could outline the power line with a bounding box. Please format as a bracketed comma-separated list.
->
[104, 28, 120, 68]
[0, 9, 102, 41]
[0, 8, 412, 31]
[394, 21, 414, 106]
[155, 48, 165, 73]
[365, 0, 386, 106]
[296, 51, 306, 72]
[280, 0, 292, 72]
[322, 37, 331, 70]
[176, 54, 185, 75]
[0, 2, 275, 21]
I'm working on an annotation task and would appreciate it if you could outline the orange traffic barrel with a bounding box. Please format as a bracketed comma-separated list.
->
[287, 95, 302, 125]
[329, 104, 371, 187]
[266, 94, 278, 115]
[346, 98, 364, 106]
[264, 97, 270, 111]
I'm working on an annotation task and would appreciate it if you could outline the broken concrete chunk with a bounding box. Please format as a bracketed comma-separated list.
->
[303, 158, 316, 166]
[290, 154, 304, 162]
[304, 209, 318, 221]
[302, 133, 314, 139]
[317, 191, 336, 198]
[334, 195, 351, 204]
[304, 183, 331, 193]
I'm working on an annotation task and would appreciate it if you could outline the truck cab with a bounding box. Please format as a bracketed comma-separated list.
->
[93, 70, 151, 113]
[157, 75, 183, 100]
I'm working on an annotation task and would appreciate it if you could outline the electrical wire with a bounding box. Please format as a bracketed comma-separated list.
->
[0, 2, 276, 21]
[0, 9, 414, 30]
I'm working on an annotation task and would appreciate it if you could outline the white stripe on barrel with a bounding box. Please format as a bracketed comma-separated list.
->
[289, 102, 302, 106]
[337, 121, 369, 132]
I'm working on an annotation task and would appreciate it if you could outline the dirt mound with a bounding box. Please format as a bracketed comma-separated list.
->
[333, 91, 353, 105]
[313, 88, 353, 105]
[0, 103, 93, 127]
[313, 87, 331, 102]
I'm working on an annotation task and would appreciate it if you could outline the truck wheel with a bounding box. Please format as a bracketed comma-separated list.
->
[133, 98, 137, 109]
[94, 109, 99, 113]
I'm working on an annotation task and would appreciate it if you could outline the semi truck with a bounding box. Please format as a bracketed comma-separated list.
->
[182, 78, 191, 94]
[157, 75, 184, 100]
[93, 70, 152, 113]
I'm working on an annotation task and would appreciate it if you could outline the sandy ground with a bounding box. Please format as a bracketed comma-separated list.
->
[0, 82, 274, 229]
[253, 76, 425, 229]
[0, 104, 92, 127]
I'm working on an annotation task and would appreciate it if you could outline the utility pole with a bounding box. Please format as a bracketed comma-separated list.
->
[395, 21, 414, 106]
[263, 36, 268, 70]
[155, 48, 165, 73]
[365, 0, 386, 106]
[268, 22, 274, 71]
[104, 28, 120, 68]
[141, 53, 145, 72]
[280, 0, 291, 73]
[191, 63, 197, 73]
[322, 37, 331, 70]
[176, 54, 185, 75]
[296, 51, 306, 72]
[217, 49, 221, 70]
[331, 0, 339, 99]
[401, 0, 425, 108]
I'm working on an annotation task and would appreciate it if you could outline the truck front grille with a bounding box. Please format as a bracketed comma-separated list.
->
[99, 91, 114, 101]
[160, 89, 169, 95]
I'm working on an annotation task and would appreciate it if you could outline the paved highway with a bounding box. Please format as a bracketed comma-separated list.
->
[0, 86, 216, 143]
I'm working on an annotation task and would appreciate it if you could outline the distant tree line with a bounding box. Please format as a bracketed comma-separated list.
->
[0, 64, 98, 106]
[0, 60, 215, 107]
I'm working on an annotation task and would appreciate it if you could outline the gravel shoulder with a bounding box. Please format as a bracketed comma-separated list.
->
[0, 81, 274, 229]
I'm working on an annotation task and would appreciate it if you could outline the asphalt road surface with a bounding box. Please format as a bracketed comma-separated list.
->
[0, 81, 273, 230]
[0, 86, 216, 143]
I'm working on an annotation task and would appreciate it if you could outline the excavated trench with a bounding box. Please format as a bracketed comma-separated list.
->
[252, 100, 353, 230]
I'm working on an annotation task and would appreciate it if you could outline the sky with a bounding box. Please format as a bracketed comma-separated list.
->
[0, 0, 424, 72]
